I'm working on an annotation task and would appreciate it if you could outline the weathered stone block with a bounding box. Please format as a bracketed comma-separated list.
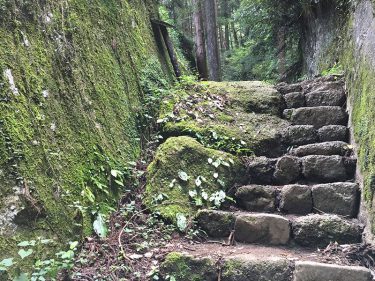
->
[291, 141, 352, 157]
[235, 185, 276, 212]
[305, 90, 346, 107]
[293, 261, 372, 281]
[222, 257, 293, 281]
[281, 125, 318, 146]
[318, 125, 348, 142]
[284, 92, 305, 108]
[312, 183, 359, 217]
[280, 185, 312, 215]
[276, 83, 303, 95]
[235, 214, 290, 245]
[274, 156, 301, 184]
[292, 215, 362, 247]
[302, 155, 348, 183]
[246, 157, 277, 185]
[287, 106, 348, 128]
[196, 210, 236, 238]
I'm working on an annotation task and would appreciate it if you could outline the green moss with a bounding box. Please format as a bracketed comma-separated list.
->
[144, 136, 246, 222]
[161, 252, 216, 281]
[0, 0, 174, 273]
[159, 81, 289, 157]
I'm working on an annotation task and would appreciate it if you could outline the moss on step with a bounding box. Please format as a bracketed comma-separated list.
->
[159, 81, 289, 157]
[160, 252, 217, 281]
[144, 136, 246, 222]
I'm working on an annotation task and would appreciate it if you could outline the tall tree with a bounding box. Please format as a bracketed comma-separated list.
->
[203, 0, 221, 81]
[193, 0, 208, 79]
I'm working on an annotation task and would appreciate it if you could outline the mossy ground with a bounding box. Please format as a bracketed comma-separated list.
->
[0, 0, 173, 273]
[158, 81, 289, 157]
[144, 136, 246, 222]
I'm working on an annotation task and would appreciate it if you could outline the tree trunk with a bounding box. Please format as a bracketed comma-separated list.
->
[231, 21, 239, 48]
[160, 26, 181, 78]
[278, 26, 286, 78]
[203, 0, 221, 81]
[222, 0, 230, 50]
[193, 0, 208, 80]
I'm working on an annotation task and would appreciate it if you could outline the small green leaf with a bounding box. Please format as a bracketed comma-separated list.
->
[69, 241, 79, 250]
[93, 214, 108, 238]
[18, 249, 33, 259]
[176, 213, 187, 232]
[13, 273, 28, 281]
[178, 171, 189, 181]
[0, 258, 13, 267]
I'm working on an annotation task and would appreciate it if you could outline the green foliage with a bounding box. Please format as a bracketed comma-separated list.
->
[321, 63, 344, 76]
[0, 238, 78, 280]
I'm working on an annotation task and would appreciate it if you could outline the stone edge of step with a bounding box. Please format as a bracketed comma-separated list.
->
[161, 252, 373, 281]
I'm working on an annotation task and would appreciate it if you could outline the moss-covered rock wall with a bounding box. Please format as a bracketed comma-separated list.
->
[0, 0, 173, 261]
[301, 0, 375, 238]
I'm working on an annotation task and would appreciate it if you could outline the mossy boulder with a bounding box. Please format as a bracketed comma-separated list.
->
[160, 253, 217, 281]
[159, 81, 289, 157]
[144, 136, 246, 222]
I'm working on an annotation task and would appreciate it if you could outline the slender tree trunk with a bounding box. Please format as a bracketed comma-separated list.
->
[278, 26, 286, 78]
[203, 0, 221, 81]
[193, 0, 208, 80]
[222, 0, 230, 50]
[231, 21, 239, 48]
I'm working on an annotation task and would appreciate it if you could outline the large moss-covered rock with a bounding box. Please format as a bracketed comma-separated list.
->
[144, 136, 246, 222]
[159, 81, 290, 157]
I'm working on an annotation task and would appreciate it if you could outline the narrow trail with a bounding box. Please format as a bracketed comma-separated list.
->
[160, 76, 374, 281]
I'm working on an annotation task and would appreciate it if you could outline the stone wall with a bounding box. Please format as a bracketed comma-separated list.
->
[301, 0, 375, 238]
[0, 0, 173, 262]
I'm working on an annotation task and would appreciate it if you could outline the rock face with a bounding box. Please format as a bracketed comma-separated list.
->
[302, 155, 349, 182]
[284, 92, 306, 108]
[235, 214, 290, 245]
[245, 157, 277, 184]
[235, 185, 276, 212]
[305, 90, 346, 107]
[286, 106, 348, 128]
[281, 125, 318, 145]
[274, 156, 301, 184]
[293, 261, 372, 281]
[292, 215, 362, 247]
[196, 210, 235, 237]
[280, 185, 312, 215]
[318, 125, 348, 142]
[291, 141, 352, 156]
[312, 183, 359, 217]
[222, 258, 294, 281]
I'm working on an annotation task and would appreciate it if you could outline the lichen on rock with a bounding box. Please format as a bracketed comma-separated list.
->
[144, 136, 246, 222]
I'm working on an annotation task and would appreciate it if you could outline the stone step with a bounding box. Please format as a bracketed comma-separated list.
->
[283, 106, 348, 128]
[235, 183, 359, 217]
[196, 210, 363, 248]
[284, 90, 346, 109]
[282, 125, 349, 146]
[161, 248, 372, 281]
[290, 141, 352, 157]
[246, 155, 356, 185]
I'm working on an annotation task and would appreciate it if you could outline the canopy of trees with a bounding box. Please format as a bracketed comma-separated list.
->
[161, 0, 344, 82]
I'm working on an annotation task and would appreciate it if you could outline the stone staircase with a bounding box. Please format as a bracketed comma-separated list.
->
[161, 76, 373, 281]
